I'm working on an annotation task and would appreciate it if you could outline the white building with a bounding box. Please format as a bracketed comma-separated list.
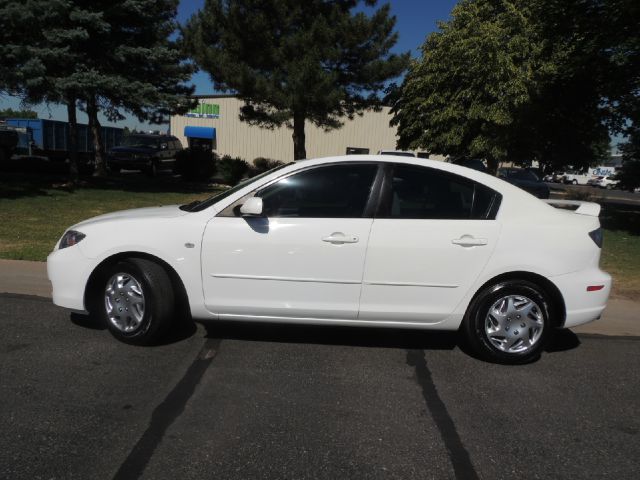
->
[169, 95, 437, 163]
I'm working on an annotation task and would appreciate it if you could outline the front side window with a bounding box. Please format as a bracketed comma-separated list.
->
[258, 164, 378, 218]
[383, 164, 499, 220]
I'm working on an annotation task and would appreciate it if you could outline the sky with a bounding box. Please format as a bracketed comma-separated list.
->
[0, 0, 458, 130]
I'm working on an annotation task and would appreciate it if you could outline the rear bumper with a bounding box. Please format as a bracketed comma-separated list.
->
[550, 268, 612, 328]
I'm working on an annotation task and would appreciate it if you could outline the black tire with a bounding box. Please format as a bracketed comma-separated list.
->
[147, 161, 158, 177]
[572, 179, 578, 185]
[96, 258, 174, 345]
[109, 164, 121, 174]
[462, 280, 552, 364]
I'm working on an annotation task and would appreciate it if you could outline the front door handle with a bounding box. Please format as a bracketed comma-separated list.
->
[322, 232, 359, 244]
[452, 235, 488, 247]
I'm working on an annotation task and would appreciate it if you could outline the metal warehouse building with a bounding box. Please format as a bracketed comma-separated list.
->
[170, 95, 433, 163]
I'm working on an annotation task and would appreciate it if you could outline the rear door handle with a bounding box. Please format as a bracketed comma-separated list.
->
[322, 232, 359, 244]
[452, 235, 488, 247]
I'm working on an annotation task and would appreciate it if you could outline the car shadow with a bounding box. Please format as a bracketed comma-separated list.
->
[70, 312, 199, 345]
[201, 320, 460, 351]
[546, 328, 582, 352]
[70, 312, 582, 357]
[70, 312, 106, 331]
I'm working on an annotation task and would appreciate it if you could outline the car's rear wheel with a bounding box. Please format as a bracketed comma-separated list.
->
[572, 179, 578, 185]
[97, 258, 174, 345]
[463, 280, 552, 364]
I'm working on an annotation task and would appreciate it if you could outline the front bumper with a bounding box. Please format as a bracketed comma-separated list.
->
[551, 268, 612, 328]
[47, 245, 95, 311]
[108, 157, 152, 169]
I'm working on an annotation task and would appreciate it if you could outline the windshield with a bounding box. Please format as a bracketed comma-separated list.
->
[121, 136, 160, 149]
[183, 163, 290, 212]
[509, 170, 539, 181]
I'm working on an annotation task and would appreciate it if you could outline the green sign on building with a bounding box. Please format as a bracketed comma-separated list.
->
[185, 103, 220, 118]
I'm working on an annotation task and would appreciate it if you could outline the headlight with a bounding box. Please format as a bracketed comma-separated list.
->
[59, 230, 86, 249]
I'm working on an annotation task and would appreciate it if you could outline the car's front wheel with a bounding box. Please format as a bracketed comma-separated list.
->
[147, 161, 158, 177]
[97, 258, 174, 345]
[462, 280, 552, 364]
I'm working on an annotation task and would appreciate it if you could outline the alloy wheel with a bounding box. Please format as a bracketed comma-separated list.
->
[104, 273, 145, 333]
[484, 295, 544, 354]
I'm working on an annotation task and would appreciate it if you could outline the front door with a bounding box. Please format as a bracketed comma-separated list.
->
[201, 163, 380, 320]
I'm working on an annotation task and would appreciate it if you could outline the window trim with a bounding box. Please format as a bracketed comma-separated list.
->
[217, 162, 384, 219]
[375, 163, 502, 220]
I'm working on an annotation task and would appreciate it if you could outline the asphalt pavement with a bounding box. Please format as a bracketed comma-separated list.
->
[1, 257, 638, 479]
[1, 293, 639, 480]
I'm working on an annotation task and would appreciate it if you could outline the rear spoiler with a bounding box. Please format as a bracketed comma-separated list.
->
[544, 199, 601, 216]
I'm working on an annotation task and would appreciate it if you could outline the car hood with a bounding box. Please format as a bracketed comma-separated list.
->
[71, 205, 188, 230]
[110, 146, 157, 155]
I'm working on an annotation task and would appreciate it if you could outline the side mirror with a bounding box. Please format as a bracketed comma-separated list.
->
[240, 197, 263, 216]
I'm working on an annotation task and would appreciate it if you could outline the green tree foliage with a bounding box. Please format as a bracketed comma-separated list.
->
[392, 0, 637, 173]
[0, 0, 195, 177]
[0, 108, 37, 119]
[619, 128, 640, 190]
[184, 0, 409, 160]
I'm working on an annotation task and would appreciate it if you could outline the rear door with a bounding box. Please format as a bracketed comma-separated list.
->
[359, 163, 502, 323]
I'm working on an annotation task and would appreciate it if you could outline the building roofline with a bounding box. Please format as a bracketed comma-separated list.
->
[192, 94, 237, 99]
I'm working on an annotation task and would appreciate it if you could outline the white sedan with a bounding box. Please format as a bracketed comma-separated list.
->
[47, 155, 611, 363]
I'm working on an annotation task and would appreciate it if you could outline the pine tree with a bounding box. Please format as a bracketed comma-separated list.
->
[0, 0, 195, 177]
[183, 0, 409, 160]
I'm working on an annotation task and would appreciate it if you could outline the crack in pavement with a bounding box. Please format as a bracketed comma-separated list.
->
[112, 337, 221, 480]
[406, 349, 479, 480]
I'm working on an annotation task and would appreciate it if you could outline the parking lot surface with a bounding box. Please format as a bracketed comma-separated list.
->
[1, 294, 638, 480]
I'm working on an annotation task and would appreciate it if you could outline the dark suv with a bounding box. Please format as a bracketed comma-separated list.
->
[498, 167, 550, 199]
[107, 134, 183, 176]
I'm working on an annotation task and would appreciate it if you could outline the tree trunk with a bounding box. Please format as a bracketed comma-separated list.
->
[87, 95, 106, 177]
[486, 157, 499, 175]
[292, 111, 306, 160]
[66, 97, 79, 185]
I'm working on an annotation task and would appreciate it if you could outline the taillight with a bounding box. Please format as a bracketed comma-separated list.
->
[588, 228, 603, 248]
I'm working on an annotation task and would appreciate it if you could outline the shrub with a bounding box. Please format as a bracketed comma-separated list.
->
[250, 157, 284, 177]
[618, 160, 640, 192]
[218, 155, 250, 185]
[174, 148, 217, 181]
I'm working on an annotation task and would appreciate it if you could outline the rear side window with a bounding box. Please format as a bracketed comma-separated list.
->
[258, 164, 378, 218]
[381, 164, 499, 220]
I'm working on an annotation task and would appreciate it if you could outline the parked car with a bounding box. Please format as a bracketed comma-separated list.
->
[552, 171, 567, 183]
[48, 155, 610, 364]
[563, 171, 591, 185]
[497, 168, 550, 199]
[107, 134, 183, 176]
[451, 158, 488, 173]
[588, 175, 620, 189]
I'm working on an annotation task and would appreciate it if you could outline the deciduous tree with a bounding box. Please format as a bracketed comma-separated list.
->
[392, 0, 637, 173]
